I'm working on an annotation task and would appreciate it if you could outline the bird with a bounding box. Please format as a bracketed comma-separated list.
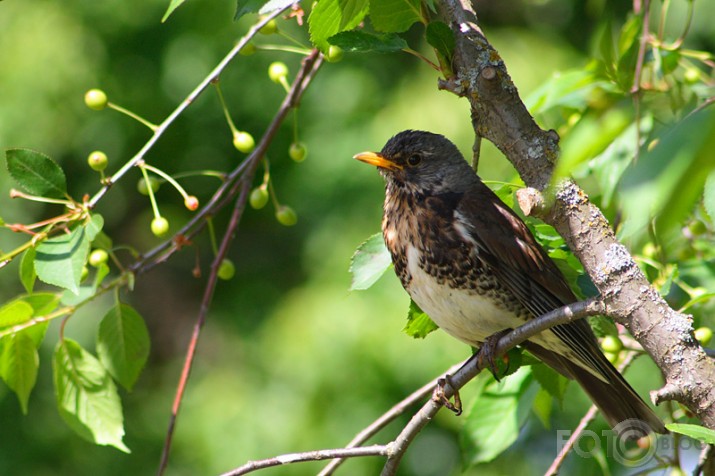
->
[354, 129, 665, 434]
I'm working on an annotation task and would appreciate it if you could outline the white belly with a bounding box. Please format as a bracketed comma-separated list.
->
[405, 245, 580, 360]
[406, 246, 523, 346]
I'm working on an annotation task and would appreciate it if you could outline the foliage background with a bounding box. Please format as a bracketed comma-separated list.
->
[0, 0, 713, 474]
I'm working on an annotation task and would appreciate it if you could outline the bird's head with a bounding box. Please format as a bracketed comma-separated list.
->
[354, 130, 476, 194]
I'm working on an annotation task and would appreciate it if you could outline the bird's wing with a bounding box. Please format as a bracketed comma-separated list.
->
[456, 182, 612, 380]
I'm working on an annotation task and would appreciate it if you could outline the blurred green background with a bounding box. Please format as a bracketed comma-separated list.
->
[1, 0, 713, 474]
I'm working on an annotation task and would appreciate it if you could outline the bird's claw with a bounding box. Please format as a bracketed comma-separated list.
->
[434, 375, 462, 415]
[478, 329, 511, 381]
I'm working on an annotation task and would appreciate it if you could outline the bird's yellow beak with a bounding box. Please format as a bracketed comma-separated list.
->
[353, 151, 403, 171]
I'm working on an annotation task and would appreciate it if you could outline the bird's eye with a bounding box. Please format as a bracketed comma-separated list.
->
[407, 154, 422, 166]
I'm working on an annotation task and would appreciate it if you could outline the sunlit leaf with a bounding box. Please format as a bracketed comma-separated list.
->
[349, 232, 392, 291]
[161, 0, 186, 22]
[531, 363, 568, 407]
[704, 169, 715, 221]
[35, 226, 90, 295]
[0, 300, 34, 327]
[19, 247, 37, 295]
[619, 108, 715, 239]
[5, 148, 67, 199]
[426, 21, 454, 62]
[369, 0, 422, 33]
[0, 332, 38, 414]
[53, 339, 130, 452]
[97, 304, 150, 391]
[403, 299, 438, 338]
[666, 423, 715, 445]
[308, 0, 369, 51]
[461, 367, 537, 465]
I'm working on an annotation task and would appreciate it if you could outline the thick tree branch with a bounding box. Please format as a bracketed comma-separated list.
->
[438, 0, 715, 428]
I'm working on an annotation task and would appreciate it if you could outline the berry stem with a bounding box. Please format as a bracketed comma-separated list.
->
[9, 189, 75, 207]
[141, 163, 192, 202]
[213, 80, 239, 136]
[139, 164, 162, 220]
[108, 102, 159, 131]
[277, 30, 310, 49]
[206, 217, 219, 256]
[256, 44, 312, 55]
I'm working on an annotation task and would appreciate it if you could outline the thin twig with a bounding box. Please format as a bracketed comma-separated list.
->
[130, 49, 323, 276]
[317, 361, 466, 476]
[380, 298, 605, 475]
[544, 351, 638, 476]
[87, 11, 285, 209]
[155, 44, 324, 476]
[222, 445, 390, 476]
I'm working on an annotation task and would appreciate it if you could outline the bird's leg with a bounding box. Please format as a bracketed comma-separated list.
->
[477, 329, 511, 381]
[433, 375, 462, 415]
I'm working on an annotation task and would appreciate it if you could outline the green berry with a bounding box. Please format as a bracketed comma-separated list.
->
[289, 142, 308, 162]
[233, 131, 255, 153]
[240, 43, 257, 56]
[249, 187, 269, 209]
[688, 220, 708, 236]
[276, 205, 297, 226]
[81, 266, 90, 282]
[695, 327, 713, 346]
[151, 216, 170, 237]
[258, 18, 278, 35]
[684, 68, 700, 84]
[87, 151, 108, 172]
[217, 258, 236, 280]
[88, 249, 109, 267]
[84, 89, 108, 110]
[184, 195, 199, 211]
[268, 62, 289, 84]
[325, 45, 344, 63]
[137, 177, 161, 195]
[604, 351, 619, 364]
[601, 335, 623, 353]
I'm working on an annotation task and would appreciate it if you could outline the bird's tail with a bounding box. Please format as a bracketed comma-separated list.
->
[525, 343, 666, 436]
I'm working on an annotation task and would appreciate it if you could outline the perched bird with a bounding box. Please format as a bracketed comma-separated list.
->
[354, 130, 665, 433]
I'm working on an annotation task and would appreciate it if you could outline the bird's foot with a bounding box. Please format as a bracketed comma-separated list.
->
[478, 329, 511, 381]
[433, 375, 462, 416]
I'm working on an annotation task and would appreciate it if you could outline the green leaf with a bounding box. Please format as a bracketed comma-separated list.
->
[308, 0, 369, 52]
[0, 332, 39, 414]
[532, 387, 553, 429]
[35, 225, 90, 294]
[425, 21, 454, 62]
[91, 230, 113, 251]
[619, 108, 715, 239]
[555, 107, 633, 181]
[403, 300, 438, 338]
[0, 300, 34, 327]
[19, 247, 37, 294]
[235, 0, 265, 19]
[85, 214, 104, 242]
[531, 363, 569, 407]
[97, 304, 150, 391]
[460, 367, 537, 465]
[349, 233, 392, 291]
[161, 0, 186, 22]
[53, 339, 130, 452]
[328, 31, 407, 53]
[704, 169, 715, 221]
[6, 148, 67, 199]
[666, 423, 715, 445]
[369, 0, 422, 33]
[588, 315, 619, 338]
